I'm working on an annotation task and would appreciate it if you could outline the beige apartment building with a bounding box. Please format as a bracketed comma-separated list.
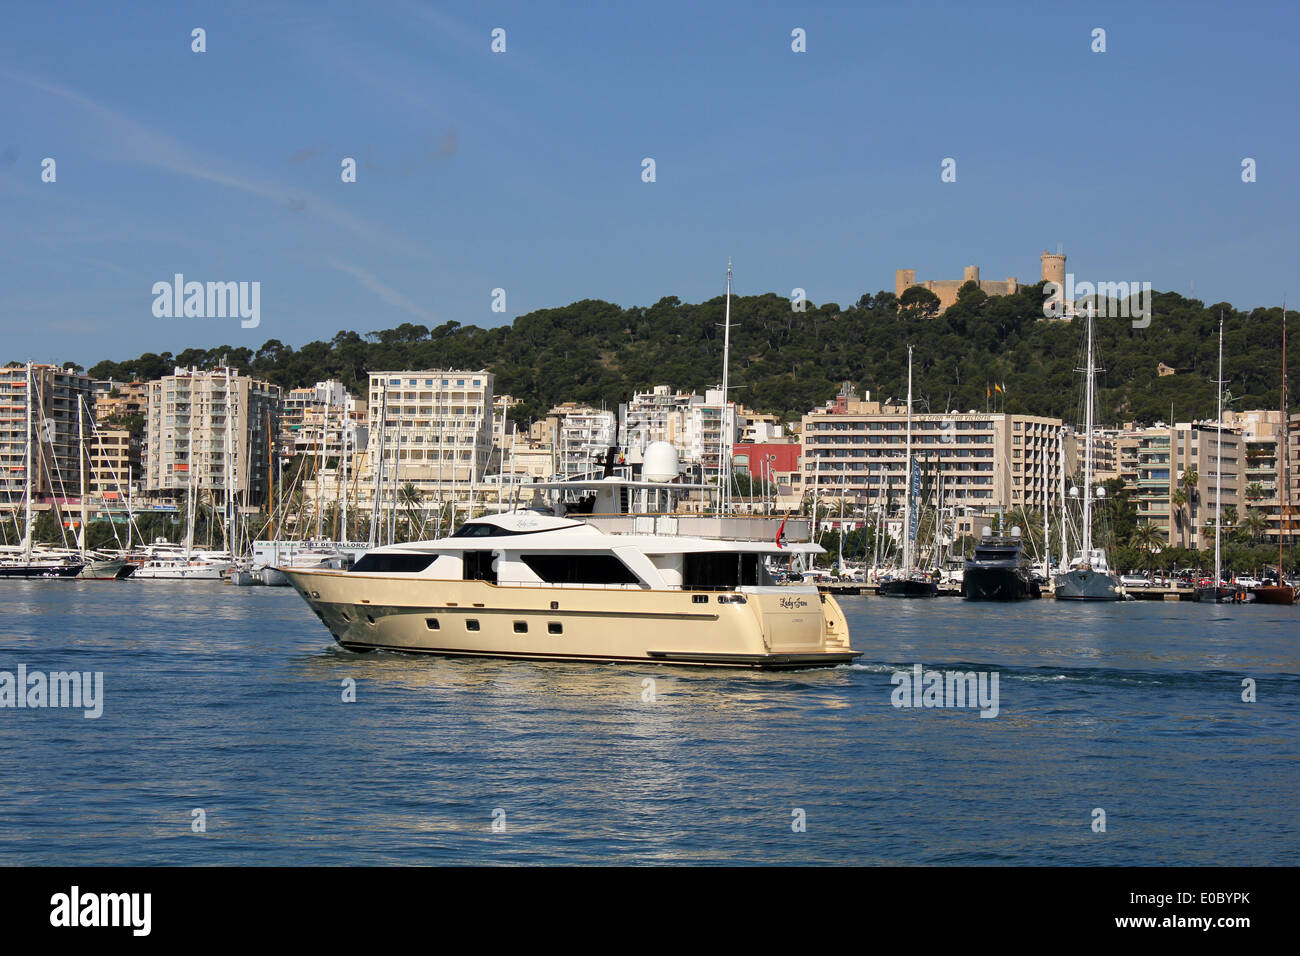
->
[143, 367, 281, 504]
[800, 397, 1077, 529]
[86, 428, 139, 500]
[92, 379, 148, 424]
[1132, 421, 1245, 549]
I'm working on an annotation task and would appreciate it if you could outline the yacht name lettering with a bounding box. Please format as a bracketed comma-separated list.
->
[778, 596, 809, 609]
[0, 665, 103, 718]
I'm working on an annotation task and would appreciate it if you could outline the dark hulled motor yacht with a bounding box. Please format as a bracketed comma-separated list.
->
[961, 529, 1041, 601]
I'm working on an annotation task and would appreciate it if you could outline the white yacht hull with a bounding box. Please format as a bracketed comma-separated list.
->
[284, 571, 857, 670]
[134, 563, 231, 580]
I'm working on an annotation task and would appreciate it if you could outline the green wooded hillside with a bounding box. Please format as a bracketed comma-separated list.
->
[82, 282, 1296, 427]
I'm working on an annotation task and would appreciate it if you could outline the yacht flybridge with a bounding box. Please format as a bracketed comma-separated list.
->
[285, 451, 858, 669]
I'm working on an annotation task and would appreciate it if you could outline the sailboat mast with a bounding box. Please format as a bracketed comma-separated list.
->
[184, 387, 195, 559]
[1280, 305, 1288, 574]
[1083, 310, 1095, 556]
[340, 400, 349, 541]
[225, 375, 235, 556]
[78, 395, 87, 558]
[904, 345, 913, 575]
[1214, 313, 1224, 585]
[1059, 428, 1067, 567]
[23, 362, 32, 560]
[1042, 441, 1049, 578]
[719, 258, 733, 516]
[368, 386, 387, 547]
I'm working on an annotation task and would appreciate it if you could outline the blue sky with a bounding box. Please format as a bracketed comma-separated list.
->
[1, 0, 1296, 367]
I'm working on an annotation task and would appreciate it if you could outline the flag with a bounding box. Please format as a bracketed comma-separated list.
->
[995, 382, 1003, 394]
[775, 511, 789, 549]
[986, 385, 991, 398]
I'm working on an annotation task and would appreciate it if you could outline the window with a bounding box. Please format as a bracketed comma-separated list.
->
[462, 550, 498, 584]
[426, 618, 440, 630]
[350, 553, 437, 573]
[466, 619, 480, 631]
[520, 553, 639, 585]
[513, 621, 528, 633]
[682, 553, 773, 589]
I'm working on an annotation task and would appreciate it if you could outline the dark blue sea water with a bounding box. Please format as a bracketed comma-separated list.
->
[0, 581, 1295, 865]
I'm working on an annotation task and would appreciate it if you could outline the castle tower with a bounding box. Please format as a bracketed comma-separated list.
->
[962, 265, 980, 285]
[1041, 251, 1066, 287]
[895, 269, 916, 299]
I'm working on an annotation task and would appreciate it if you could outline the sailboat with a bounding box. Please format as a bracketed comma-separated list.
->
[1253, 304, 1295, 604]
[1053, 308, 1123, 600]
[879, 346, 939, 597]
[0, 362, 85, 578]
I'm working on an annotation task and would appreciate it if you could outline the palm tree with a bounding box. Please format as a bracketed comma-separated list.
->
[1171, 488, 1188, 548]
[1241, 506, 1268, 543]
[1129, 522, 1164, 576]
[1245, 482, 1266, 502]
[1222, 504, 1241, 543]
[398, 482, 424, 542]
[1180, 468, 1199, 526]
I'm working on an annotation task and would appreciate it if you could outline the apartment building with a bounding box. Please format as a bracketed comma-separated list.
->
[92, 379, 148, 424]
[800, 397, 1077, 522]
[281, 381, 368, 462]
[87, 428, 140, 499]
[364, 370, 495, 495]
[1228, 409, 1292, 548]
[546, 402, 618, 477]
[0, 363, 94, 505]
[143, 367, 281, 503]
[1131, 421, 1244, 549]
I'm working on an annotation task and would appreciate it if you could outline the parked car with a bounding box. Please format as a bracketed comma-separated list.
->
[1120, 574, 1151, 588]
[1234, 576, 1262, 588]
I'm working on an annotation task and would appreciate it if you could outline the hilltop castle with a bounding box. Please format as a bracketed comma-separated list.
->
[896, 252, 1066, 313]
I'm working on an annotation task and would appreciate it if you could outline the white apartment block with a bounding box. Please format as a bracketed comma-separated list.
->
[365, 370, 495, 494]
[143, 367, 280, 503]
[547, 403, 617, 477]
[620, 385, 738, 481]
[281, 381, 368, 461]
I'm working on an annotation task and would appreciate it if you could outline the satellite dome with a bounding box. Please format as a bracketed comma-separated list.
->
[642, 441, 680, 482]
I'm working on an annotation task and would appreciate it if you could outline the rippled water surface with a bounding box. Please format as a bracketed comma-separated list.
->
[1, 581, 1296, 865]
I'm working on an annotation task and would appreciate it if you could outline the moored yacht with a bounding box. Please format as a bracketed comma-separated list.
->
[1054, 309, 1122, 601]
[962, 529, 1040, 600]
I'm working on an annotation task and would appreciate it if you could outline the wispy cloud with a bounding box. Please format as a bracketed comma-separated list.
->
[327, 258, 435, 324]
[1, 69, 434, 263]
